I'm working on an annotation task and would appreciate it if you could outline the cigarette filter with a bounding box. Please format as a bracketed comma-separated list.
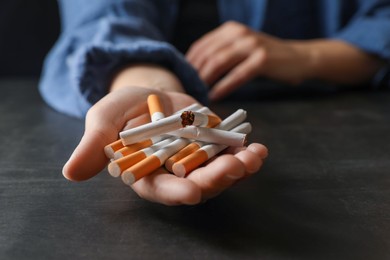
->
[172, 122, 252, 177]
[108, 138, 175, 177]
[121, 138, 190, 185]
[104, 139, 125, 159]
[114, 135, 164, 159]
[165, 142, 202, 173]
[147, 94, 165, 121]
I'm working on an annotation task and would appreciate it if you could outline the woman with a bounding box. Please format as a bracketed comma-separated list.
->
[40, 0, 390, 205]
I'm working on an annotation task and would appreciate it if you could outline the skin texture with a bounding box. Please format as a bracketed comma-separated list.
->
[63, 66, 268, 205]
[63, 21, 384, 205]
[186, 21, 384, 101]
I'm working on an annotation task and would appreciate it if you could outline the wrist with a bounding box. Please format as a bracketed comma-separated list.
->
[288, 40, 384, 85]
[287, 40, 319, 82]
[110, 63, 185, 93]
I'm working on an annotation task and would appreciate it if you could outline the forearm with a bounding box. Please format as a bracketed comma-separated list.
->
[110, 64, 185, 93]
[291, 39, 385, 85]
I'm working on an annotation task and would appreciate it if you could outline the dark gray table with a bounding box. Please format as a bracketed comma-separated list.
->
[1, 79, 389, 259]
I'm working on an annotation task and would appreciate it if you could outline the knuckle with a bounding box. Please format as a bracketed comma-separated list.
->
[236, 26, 250, 36]
[211, 54, 226, 67]
[224, 20, 239, 28]
[254, 49, 267, 64]
[244, 36, 259, 49]
[224, 21, 250, 36]
[85, 105, 99, 121]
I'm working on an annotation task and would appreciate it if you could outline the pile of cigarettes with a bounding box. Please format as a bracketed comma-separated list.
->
[104, 94, 252, 185]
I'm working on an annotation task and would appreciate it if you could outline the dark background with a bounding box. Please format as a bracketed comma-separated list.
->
[0, 0, 60, 77]
[0, 2, 389, 258]
[1, 79, 389, 259]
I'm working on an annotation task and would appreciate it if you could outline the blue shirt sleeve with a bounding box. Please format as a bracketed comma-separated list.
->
[218, 0, 390, 89]
[40, 0, 390, 118]
[331, 1, 390, 88]
[39, 0, 208, 118]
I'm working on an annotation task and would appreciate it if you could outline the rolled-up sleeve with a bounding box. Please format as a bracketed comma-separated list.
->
[333, 1, 390, 88]
[39, 0, 208, 118]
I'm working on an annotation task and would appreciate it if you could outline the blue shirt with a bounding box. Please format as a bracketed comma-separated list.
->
[39, 0, 390, 118]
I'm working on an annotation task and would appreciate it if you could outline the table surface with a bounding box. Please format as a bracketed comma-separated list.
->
[0, 79, 389, 260]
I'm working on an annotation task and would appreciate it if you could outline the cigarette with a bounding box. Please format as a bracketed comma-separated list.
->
[108, 138, 175, 177]
[172, 122, 252, 177]
[175, 103, 203, 114]
[191, 111, 221, 127]
[162, 106, 219, 171]
[115, 101, 205, 159]
[104, 99, 203, 159]
[147, 94, 165, 121]
[165, 108, 247, 172]
[104, 139, 125, 159]
[214, 109, 247, 130]
[119, 111, 220, 145]
[170, 125, 247, 147]
[121, 138, 190, 185]
[165, 142, 202, 172]
[113, 135, 164, 159]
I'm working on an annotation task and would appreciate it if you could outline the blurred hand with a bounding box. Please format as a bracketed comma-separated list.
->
[186, 21, 310, 101]
[62, 86, 268, 205]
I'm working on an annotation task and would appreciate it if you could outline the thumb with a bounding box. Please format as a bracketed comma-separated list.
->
[63, 111, 152, 181]
[62, 128, 112, 181]
[62, 89, 149, 181]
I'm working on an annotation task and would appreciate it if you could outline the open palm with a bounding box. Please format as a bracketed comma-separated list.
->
[63, 86, 268, 205]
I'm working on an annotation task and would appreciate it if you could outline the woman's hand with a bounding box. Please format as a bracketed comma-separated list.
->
[186, 21, 310, 101]
[186, 21, 384, 101]
[62, 86, 268, 205]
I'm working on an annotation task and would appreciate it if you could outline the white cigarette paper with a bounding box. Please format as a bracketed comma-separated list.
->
[164, 108, 247, 172]
[120, 110, 218, 145]
[169, 125, 247, 147]
[120, 112, 187, 145]
[215, 109, 247, 130]
[201, 122, 252, 156]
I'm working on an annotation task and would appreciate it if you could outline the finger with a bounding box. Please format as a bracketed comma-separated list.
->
[230, 143, 268, 175]
[187, 30, 236, 71]
[62, 129, 111, 181]
[186, 154, 246, 200]
[62, 88, 151, 181]
[186, 27, 223, 62]
[209, 49, 265, 101]
[131, 168, 202, 206]
[227, 143, 269, 160]
[186, 21, 245, 62]
[199, 35, 261, 85]
[199, 46, 248, 85]
[186, 143, 268, 200]
[62, 87, 200, 182]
